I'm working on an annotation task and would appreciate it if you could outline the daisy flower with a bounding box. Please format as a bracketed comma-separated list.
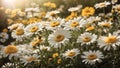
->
[98, 20, 112, 27]
[94, 1, 111, 9]
[30, 37, 45, 47]
[8, 23, 24, 31]
[3, 45, 20, 59]
[63, 48, 80, 58]
[68, 5, 82, 12]
[113, 4, 120, 13]
[77, 32, 97, 45]
[48, 28, 71, 48]
[0, 32, 9, 43]
[17, 44, 33, 56]
[45, 18, 65, 30]
[64, 17, 86, 30]
[11, 27, 26, 41]
[0, 45, 4, 58]
[81, 50, 104, 65]
[20, 54, 39, 65]
[86, 16, 101, 23]
[98, 32, 120, 51]
[39, 45, 51, 51]
[111, 0, 118, 4]
[25, 23, 43, 36]
[2, 63, 19, 68]
[45, 10, 60, 19]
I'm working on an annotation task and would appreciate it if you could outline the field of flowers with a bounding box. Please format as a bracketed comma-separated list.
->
[0, 0, 120, 68]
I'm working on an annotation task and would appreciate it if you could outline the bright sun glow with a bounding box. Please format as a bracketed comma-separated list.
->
[3, 0, 16, 8]
[2, 0, 26, 8]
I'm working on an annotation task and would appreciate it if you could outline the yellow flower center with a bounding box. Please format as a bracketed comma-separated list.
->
[27, 57, 37, 62]
[50, 13, 56, 17]
[117, 8, 120, 11]
[99, 3, 106, 7]
[31, 38, 43, 46]
[86, 26, 95, 31]
[87, 54, 97, 60]
[16, 29, 24, 35]
[101, 23, 111, 27]
[57, 59, 61, 64]
[70, 22, 79, 27]
[52, 53, 59, 58]
[83, 37, 91, 42]
[104, 36, 117, 44]
[4, 45, 18, 54]
[3, 29, 8, 33]
[55, 35, 64, 42]
[12, 25, 18, 30]
[50, 22, 60, 27]
[68, 52, 76, 57]
[30, 26, 39, 32]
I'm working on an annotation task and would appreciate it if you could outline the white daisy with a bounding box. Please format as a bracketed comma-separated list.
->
[26, 11, 33, 18]
[3, 45, 20, 60]
[39, 45, 51, 51]
[0, 32, 9, 43]
[86, 16, 101, 23]
[11, 26, 26, 41]
[0, 45, 4, 58]
[94, 1, 111, 9]
[8, 23, 24, 31]
[45, 10, 60, 19]
[25, 23, 43, 36]
[98, 33, 120, 51]
[113, 4, 120, 13]
[20, 54, 39, 65]
[81, 50, 104, 65]
[17, 44, 33, 56]
[2, 63, 19, 68]
[63, 48, 80, 58]
[45, 18, 65, 30]
[111, 0, 118, 4]
[68, 5, 82, 12]
[98, 20, 112, 27]
[77, 32, 97, 45]
[64, 17, 86, 30]
[48, 28, 71, 48]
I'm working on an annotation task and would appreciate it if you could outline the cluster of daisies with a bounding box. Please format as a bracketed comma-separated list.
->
[0, 0, 120, 68]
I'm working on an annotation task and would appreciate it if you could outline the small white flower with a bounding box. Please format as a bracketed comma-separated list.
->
[98, 33, 120, 51]
[3, 45, 20, 60]
[81, 50, 104, 65]
[0, 32, 9, 43]
[45, 18, 65, 30]
[111, 0, 118, 4]
[63, 48, 80, 58]
[25, 23, 43, 36]
[45, 10, 60, 19]
[48, 28, 71, 48]
[94, 1, 111, 9]
[20, 54, 39, 65]
[68, 5, 82, 12]
[39, 45, 51, 51]
[11, 27, 26, 41]
[98, 20, 112, 27]
[64, 17, 85, 30]
[0, 32, 9, 39]
[2, 63, 19, 68]
[77, 32, 97, 45]
[113, 4, 120, 13]
[8, 23, 24, 31]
